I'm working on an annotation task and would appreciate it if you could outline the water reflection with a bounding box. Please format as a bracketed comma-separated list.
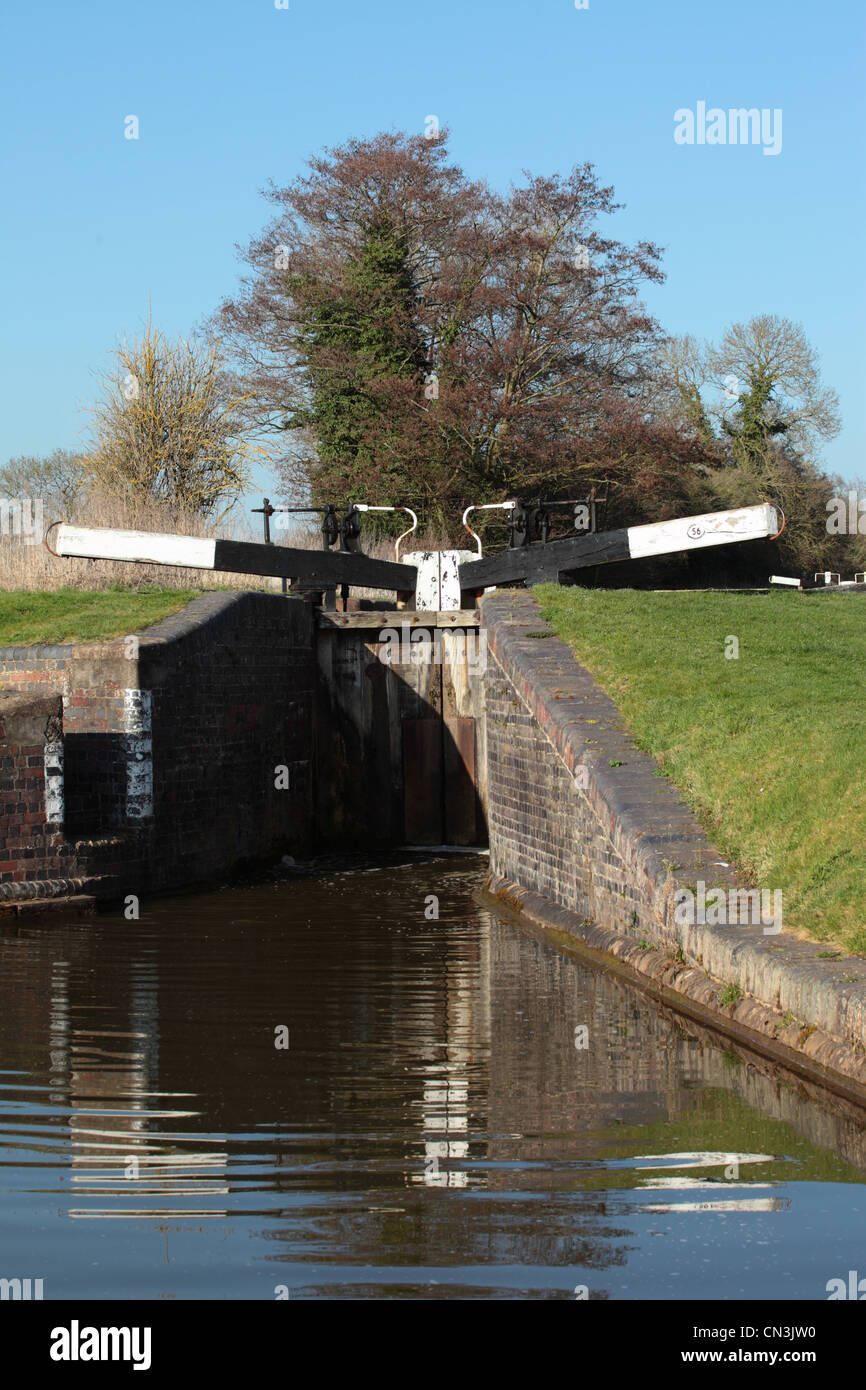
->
[0, 855, 864, 1300]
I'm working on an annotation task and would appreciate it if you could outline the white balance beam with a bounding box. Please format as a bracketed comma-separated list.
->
[626, 505, 779, 560]
[53, 525, 217, 569]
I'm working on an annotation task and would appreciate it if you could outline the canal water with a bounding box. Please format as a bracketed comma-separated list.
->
[1, 854, 864, 1301]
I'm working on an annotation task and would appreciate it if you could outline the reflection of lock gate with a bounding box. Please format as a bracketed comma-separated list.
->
[48, 502, 781, 612]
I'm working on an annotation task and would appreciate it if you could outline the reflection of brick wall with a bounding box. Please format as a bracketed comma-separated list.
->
[484, 917, 695, 1160]
[0, 594, 315, 896]
[481, 592, 728, 945]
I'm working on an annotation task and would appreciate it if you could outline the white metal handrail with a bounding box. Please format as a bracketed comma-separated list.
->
[352, 504, 418, 561]
[461, 500, 517, 558]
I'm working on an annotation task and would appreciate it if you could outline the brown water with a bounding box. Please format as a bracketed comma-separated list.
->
[1, 854, 865, 1300]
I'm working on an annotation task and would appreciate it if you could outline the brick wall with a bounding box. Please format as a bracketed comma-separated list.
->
[481, 591, 734, 944]
[0, 647, 74, 698]
[138, 592, 315, 889]
[0, 694, 66, 884]
[480, 591, 866, 1086]
[0, 593, 315, 896]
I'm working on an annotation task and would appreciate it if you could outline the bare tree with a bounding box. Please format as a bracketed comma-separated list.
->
[0, 448, 89, 520]
[706, 314, 841, 460]
[649, 335, 715, 443]
[87, 320, 261, 520]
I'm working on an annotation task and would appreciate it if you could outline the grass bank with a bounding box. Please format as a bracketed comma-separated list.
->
[0, 588, 199, 646]
[536, 586, 866, 955]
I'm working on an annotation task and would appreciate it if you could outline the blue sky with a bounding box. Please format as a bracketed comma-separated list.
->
[1, 0, 863, 515]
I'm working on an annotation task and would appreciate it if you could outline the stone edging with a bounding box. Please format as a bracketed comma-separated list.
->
[482, 874, 866, 1100]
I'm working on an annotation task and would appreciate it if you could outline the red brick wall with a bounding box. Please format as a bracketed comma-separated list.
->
[0, 696, 65, 883]
[0, 647, 74, 697]
[0, 594, 316, 897]
[139, 591, 315, 889]
[481, 592, 735, 945]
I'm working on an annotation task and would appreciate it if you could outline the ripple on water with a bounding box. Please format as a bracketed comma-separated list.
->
[0, 856, 864, 1299]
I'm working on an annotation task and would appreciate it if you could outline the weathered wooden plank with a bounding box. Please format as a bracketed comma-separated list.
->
[212, 539, 417, 590]
[402, 718, 442, 845]
[53, 524, 417, 592]
[55, 525, 218, 569]
[626, 505, 779, 559]
[317, 610, 480, 629]
[459, 527, 631, 588]
[443, 717, 477, 846]
[459, 505, 779, 593]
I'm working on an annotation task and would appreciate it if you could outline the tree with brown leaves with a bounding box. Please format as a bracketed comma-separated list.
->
[214, 130, 698, 536]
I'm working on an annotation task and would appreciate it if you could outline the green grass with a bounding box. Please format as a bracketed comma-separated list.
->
[718, 982, 744, 1008]
[536, 586, 866, 954]
[0, 587, 200, 646]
